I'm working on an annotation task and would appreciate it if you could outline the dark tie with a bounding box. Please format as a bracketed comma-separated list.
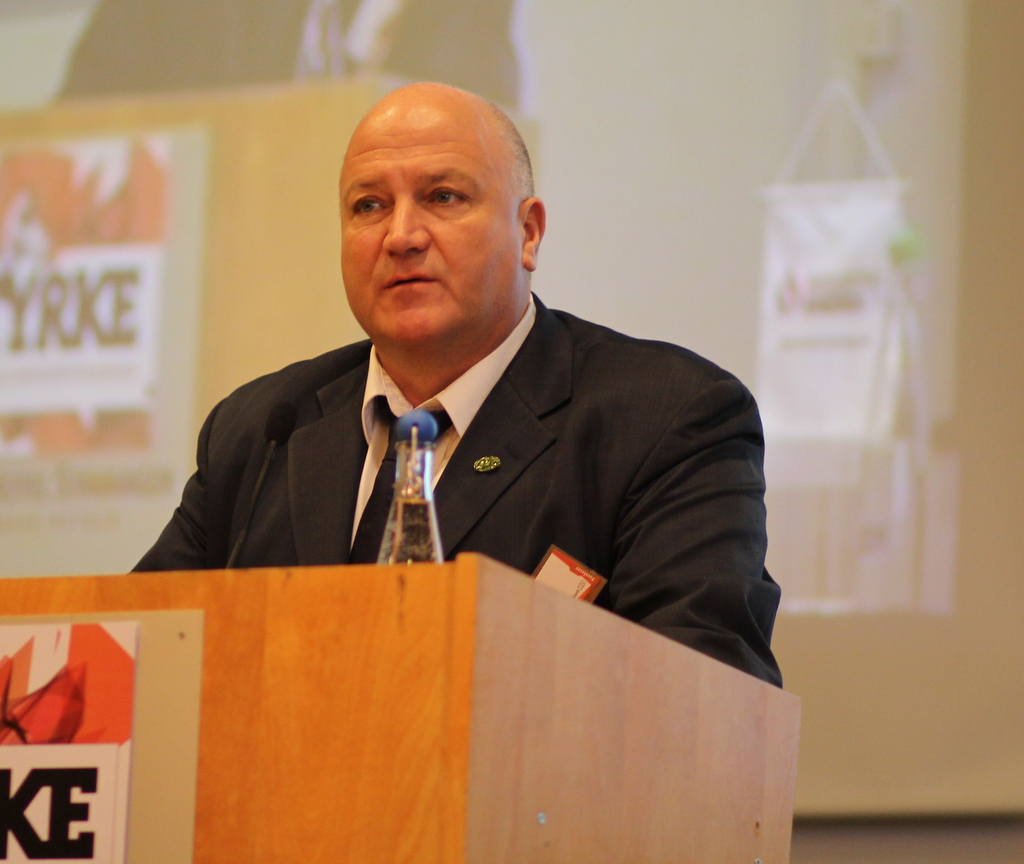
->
[349, 397, 451, 564]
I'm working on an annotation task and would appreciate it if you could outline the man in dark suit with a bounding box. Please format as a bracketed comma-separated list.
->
[136, 83, 782, 686]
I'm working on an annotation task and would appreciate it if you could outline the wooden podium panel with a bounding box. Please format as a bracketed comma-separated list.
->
[466, 560, 801, 863]
[0, 555, 800, 863]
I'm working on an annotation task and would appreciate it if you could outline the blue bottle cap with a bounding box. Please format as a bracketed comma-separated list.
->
[394, 409, 439, 443]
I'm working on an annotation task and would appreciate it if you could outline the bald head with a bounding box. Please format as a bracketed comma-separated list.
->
[345, 83, 534, 201]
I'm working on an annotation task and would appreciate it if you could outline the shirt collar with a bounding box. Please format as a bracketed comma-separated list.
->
[361, 295, 536, 444]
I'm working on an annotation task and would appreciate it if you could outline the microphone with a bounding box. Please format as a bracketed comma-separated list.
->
[264, 401, 299, 447]
[226, 401, 298, 568]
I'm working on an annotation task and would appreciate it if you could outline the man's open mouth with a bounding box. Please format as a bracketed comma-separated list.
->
[388, 276, 433, 288]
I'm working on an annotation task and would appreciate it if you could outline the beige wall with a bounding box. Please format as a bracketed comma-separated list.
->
[791, 0, 1024, 856]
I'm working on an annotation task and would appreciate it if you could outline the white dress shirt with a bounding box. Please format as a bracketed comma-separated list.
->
[352, 297, 537, 540]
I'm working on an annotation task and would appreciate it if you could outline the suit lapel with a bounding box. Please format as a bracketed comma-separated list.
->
[288, 361, 369, 565]
[435, 300, 573, 555]
[435, 377, 554, 554]
[286, 300, 573, 562]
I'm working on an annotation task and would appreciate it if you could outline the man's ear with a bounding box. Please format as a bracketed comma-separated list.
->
[519, 197, 546, 272]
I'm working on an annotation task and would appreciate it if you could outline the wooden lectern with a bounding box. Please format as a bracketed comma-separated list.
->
[0, 554, 800, 863]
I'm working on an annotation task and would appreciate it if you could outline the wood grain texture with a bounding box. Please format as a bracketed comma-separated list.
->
[465, 556, 801, 864]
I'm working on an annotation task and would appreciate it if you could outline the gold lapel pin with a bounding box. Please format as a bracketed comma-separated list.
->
[473, 456, 501, 473]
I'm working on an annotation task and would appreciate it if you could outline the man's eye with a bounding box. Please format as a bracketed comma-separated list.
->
[433, 190, 460, 204]
[353, 198, 380, 214]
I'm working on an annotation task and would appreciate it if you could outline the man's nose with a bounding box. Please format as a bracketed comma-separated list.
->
[382, 199, 429, 255]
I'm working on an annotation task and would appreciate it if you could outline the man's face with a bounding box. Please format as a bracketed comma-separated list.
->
[339, 89, 542, 369]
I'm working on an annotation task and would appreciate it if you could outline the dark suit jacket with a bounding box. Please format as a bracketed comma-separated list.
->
[136, 300, 782, 685]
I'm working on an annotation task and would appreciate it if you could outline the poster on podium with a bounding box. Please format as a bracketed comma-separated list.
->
[0, 621, 138, 864]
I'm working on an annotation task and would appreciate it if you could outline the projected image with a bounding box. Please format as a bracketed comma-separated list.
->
[520, 2, 965, 620]
[0, 137, 165, 457]
[757, 79, 958, 616]
[0, 130, 205, 576]
[60, 0, 525, 109]
[0, 0, 964, 607]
